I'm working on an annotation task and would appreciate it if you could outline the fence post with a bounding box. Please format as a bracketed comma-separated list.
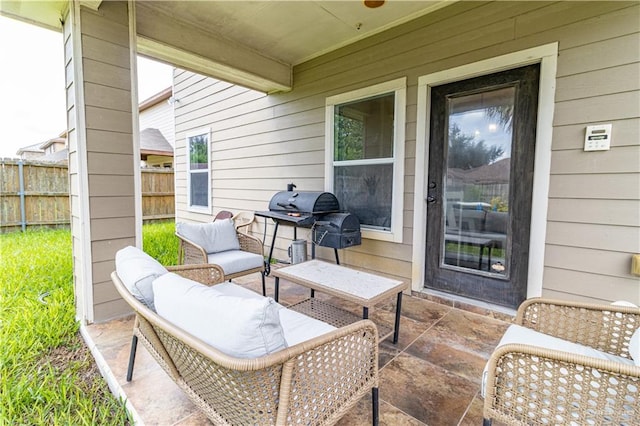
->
[18, 159, 26, 232]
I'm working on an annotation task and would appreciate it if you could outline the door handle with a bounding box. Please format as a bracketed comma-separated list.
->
[426, 181, 437, 203]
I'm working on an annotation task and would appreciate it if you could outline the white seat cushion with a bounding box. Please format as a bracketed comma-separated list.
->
[207, 250, 263, 275]
[176, 219, 240, 254]
[115, 246, 168, 311]
[482, 324, 635, 397]
[153, 273, 286, 359]
[210, 282, 336, 346]
[278, 308, 337, 346]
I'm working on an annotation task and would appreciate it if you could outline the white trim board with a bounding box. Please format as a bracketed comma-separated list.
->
[412, 43, 558, 301]
[130, 0, 143, 251]
[69, 2, 94, 324]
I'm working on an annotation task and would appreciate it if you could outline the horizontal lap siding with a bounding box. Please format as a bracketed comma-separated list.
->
[139, 101, 175, 147]
[71, 2, 136, 321]
[174, 68, 329, 225]
[175, 1, 640, 298]
[540, 3, 640, 302]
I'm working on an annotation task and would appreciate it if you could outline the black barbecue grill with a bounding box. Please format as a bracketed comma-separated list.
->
[256, 189, 361, 271]
[260, 190, 341, 227]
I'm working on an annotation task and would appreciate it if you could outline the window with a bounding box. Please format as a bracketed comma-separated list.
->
[325, 78, 406, 242]
[186, 129, 211, 213]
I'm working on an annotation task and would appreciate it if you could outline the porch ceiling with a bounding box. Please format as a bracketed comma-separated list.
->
[140, 0, 451, 67]
[1, 0, 453, 92]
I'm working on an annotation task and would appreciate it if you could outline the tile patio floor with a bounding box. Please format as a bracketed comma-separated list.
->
[86, 271, 514, 425]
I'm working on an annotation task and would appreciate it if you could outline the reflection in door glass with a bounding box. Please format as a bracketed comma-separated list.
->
[442, 87, 514, 276]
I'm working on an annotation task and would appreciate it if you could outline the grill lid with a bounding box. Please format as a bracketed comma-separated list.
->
[268, 191, 340, 214]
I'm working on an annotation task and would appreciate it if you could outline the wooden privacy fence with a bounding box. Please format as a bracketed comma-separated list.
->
[0, 159, 174, 233]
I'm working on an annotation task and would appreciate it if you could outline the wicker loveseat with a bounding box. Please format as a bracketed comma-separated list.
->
[482, 298, 640, 425]
[111, 247, 379, 426]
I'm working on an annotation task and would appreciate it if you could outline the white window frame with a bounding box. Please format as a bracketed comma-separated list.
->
[325, 77, 406, 242]
[186, 128, 212, 214]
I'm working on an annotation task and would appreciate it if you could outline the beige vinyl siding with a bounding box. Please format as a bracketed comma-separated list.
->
[552, 119, 639, 151]
[66, 2, 136, 322]
[175, 1, 640, 302]
[139, 100, 175, 147]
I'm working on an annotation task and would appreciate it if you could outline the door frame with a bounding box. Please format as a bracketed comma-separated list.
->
[411, 43, 558, 301]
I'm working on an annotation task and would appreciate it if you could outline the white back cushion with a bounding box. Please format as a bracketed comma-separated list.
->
[176, 219, 240, 254]
[153, 273, 286, 358]
[115, 246, 168, 311]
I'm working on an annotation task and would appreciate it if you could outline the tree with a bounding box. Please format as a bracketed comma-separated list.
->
[486, 105, 513, 132]
[447, 123, 503, 170]
[334, 114, 364, 161]
[189, 135, 208, 169]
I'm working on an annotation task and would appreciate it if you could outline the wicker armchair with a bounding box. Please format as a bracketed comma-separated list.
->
[232, 210, 255, 233]
[111, 267, 380, 426]
[483, 298, 640, 425]
[176, 224, 266, 296]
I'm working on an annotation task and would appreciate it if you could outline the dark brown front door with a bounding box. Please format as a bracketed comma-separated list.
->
[425, 64, 540, 309]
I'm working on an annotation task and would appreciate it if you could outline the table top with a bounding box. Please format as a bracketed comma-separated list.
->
[272, 260, 407, 306]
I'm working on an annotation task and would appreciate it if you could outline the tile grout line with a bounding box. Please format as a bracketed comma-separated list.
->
[378, 306, 454, 373]
[378, 396, 428, 426]
[457, 389, 482, 426]
[377, 308, 460, 424]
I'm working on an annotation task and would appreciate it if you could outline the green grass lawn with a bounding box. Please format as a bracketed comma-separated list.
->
[0, 221, 178, 424]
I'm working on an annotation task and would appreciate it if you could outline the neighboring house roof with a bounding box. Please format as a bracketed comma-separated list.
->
[17, 131, 67, 157]
[16, 91, 173, 160]
[39, 134, 66, 150]
[139, 87, 172, 112]
[140, 128, 173, 156]
[16, 127, 172, 162]
[16, 142, 44, 155]
[448, 158, 511, 185]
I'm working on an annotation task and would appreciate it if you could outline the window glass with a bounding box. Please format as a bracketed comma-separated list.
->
[187, 130, 210, 210]
[334, 93, 394, 161]
[189, 134, 208, 170]
[334, 163, 393, 230]
[190, 172, 208, 207]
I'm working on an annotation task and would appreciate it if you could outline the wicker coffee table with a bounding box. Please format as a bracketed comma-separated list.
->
[272, 260, 408, 344]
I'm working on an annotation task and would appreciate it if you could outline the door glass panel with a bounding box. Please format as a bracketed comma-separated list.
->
[442, 87, 514, 276]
